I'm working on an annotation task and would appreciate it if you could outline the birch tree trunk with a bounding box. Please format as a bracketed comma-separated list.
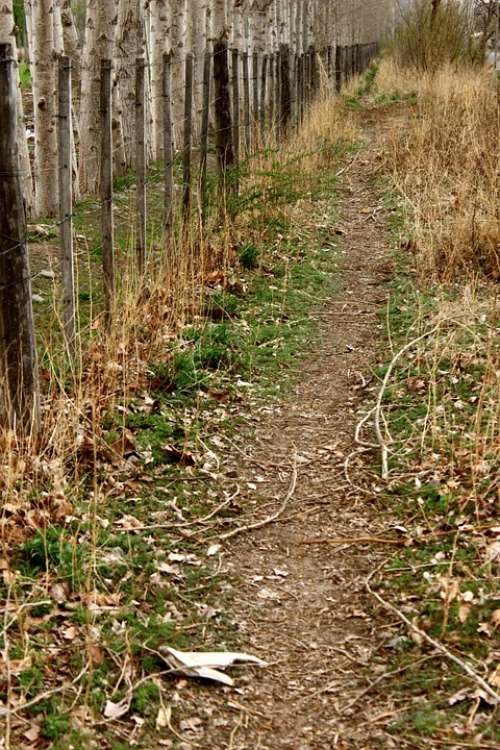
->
[171, 0, 188, 145]
[32, 0, 59, 217]
[150, 0, 172, 159]
[0, 0, 33, 215]
[79, 0, 118, 195]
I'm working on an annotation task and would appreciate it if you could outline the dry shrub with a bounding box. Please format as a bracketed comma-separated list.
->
[381, 60, 500, 280]
[389, 0, 479, 72]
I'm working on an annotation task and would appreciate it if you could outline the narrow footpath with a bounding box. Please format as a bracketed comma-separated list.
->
[188, 121, 399, 750]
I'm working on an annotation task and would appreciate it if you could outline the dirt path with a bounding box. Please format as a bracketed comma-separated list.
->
[183, 127, 399, 750]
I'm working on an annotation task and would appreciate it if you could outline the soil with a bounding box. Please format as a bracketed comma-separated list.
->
[170, 119, 402, 750]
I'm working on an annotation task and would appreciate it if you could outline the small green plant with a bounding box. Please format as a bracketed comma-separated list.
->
[239, 243, 260, 269]
[18, 527, 88, 589]
[19, 61, 32, 89]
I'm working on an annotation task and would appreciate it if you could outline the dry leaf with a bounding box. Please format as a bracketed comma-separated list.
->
[156, 705, 170, 729]
[104, 698, 130, 720]
[458, 604, 470, 623]
[160, 647, 267, 687]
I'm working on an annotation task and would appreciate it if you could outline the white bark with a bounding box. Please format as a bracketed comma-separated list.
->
[150, 0, 172, 159]
[32, 0, 58, 217]
[0, 0, 34, 215]
[79, 0, 118, 195]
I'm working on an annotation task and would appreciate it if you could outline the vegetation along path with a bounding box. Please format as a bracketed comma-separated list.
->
[4, 72, 498, 750]
[194, 131, 394, 749]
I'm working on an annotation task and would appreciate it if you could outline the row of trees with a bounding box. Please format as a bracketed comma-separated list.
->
[0, 0, 394, 219]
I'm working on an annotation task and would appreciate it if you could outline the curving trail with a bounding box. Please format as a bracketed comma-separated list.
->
[186, 113, 402, 750]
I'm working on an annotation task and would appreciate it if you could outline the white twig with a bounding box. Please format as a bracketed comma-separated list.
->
[0, 665, 89, 718]
[366, 572, 500, 705]
[374, 326, 440, 479]
[220, 456, 298, 542]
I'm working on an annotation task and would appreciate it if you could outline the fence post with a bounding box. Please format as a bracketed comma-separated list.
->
[260, 54, 268, 137]
[252, 51, 259, 131]
[100, 58, 114, 330]
[279, 43, 291, 139]
[335, 45, 342, 93]
[213, 36, 235, 205]
[135, 56, 146, 273]
[231, 48, 240, 194]
[0, 43, 39, 431]
[199, 48, 211, 225]
[269, 52, 276, 130]
[182, 52, 194, 222]
[58, 55, 76, 354]
[163, 52, 174, 237]
[242, 50, 251, 154]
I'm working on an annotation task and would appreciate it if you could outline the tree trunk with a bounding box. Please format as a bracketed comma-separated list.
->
[150, 0, 172, 160]
[79, 0, 118, 195]
[32, 0, 58, 217]
[0, 0, 34, 216]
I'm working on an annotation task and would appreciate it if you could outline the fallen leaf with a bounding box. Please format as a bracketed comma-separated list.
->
[160, 647, 267, 687]
[156, 705, 170, 729]
[104, 698, 130, 720]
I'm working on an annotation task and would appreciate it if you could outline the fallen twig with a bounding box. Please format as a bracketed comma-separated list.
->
[373, 325, 440, 479]
[220, 455, 298, 542]
[300, 536, 405, 546]
[339, 654, 438, 714]
[365, 568, 500, 705]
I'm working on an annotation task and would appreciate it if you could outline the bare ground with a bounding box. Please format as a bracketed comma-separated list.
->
[169, 124, 404, 749]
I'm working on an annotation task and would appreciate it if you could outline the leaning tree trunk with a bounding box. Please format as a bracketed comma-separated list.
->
[0, 0, 34, 215]
[32, 0, 59, 217]
[79, 0, 118, 195]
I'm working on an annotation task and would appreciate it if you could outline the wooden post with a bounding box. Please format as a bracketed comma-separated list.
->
[231, 48, 240, 194]
[0, 43, 39, 431]
[182, 52, 194, 221]
[163, 52, 174, 236]
[100, 59, 114, 330]
[335, 44, 342, 92]
[327, 45, 333, 80]
[252, 51, 259, 128]
[199, 48, 211, 226]
[242, 50, 251, 154]
[58, 55, 76, 354]
[213, 37, 235, 203]
[269, 52, 275, 130]
[296, 52, 303, 124]
[260, 54, 268, 137]
[279, 43, 291, 139]
[135, 56, 146, 273]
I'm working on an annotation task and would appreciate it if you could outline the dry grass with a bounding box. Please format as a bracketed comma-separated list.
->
[379, 59, 499, 281]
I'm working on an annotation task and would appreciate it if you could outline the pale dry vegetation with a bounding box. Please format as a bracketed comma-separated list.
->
[380, 59, 499, 281]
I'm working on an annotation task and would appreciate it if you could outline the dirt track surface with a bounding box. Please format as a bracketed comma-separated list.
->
[174, 129, 400, 750]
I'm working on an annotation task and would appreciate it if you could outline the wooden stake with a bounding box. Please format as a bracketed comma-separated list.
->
[0, 43, 39, 431]
[279, 43, 291, 139]
[100, 58, 114, 330]
[242, 50, 251, 154]
[335, 45, 342, 93]
[135, 56, 146, 273]
[252, 50, 259, 127]
[199, 48, 211, 226]
[213, 37, 235, 204]
[163, 52, 174, 237]
[57, 55, 76, 354]
[269, 52, 276, 130]
[260, 54, 268, 136]
[231, 48, 240, 194]
[182, 52, 194, 221]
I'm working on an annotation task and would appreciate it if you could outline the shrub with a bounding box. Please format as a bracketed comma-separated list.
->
[390, 0, 477, 72]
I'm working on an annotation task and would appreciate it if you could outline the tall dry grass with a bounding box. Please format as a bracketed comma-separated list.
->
[379, 59, 499, 281]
